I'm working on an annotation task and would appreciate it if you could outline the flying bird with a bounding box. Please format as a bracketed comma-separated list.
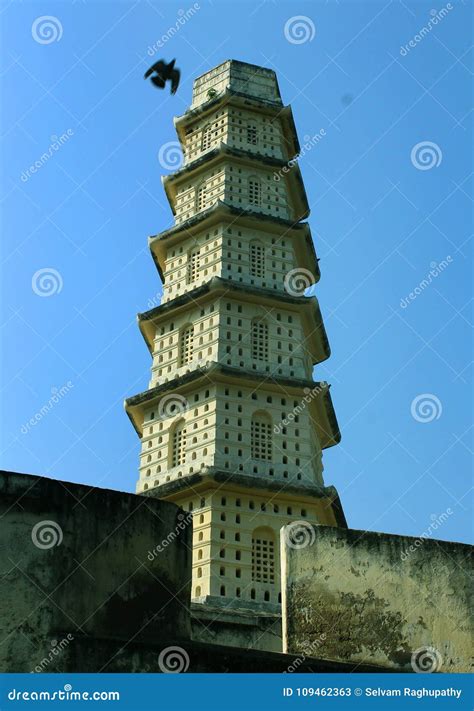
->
[144, 58, 180, 95]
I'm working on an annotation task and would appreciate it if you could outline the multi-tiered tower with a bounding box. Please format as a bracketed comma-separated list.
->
[126, 60, 345, 649]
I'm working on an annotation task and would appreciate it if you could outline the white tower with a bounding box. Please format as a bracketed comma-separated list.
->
[126, 60, 345, 651]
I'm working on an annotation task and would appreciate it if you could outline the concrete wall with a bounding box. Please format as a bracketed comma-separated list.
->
[0, 469, 387, 673]
[191, 599, 282, 653]
[0, 470, 192, 673]
[61, 637, 390, 673]
[281, 524, 473, 672]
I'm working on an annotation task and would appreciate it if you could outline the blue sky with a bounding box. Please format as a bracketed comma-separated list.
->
[1, 0, 472, 544]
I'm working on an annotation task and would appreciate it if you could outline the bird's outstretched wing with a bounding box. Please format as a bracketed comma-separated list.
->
[170, 68, 181, 95]
[144, 60, 164, 80]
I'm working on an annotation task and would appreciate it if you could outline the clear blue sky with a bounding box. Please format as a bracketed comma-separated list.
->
[1, 0, 472, 544]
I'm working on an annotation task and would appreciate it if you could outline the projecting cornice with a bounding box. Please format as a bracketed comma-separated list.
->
[137, 276, 330, 365]
[148, 202, 320, 283]
[173, 89, 300, 161]
[143, 468, 348, 528]
[124, 363, 340, 450]
[162, 145, 310, 222]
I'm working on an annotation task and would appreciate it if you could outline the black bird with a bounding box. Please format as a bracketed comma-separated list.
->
[144, 58, 180, 95]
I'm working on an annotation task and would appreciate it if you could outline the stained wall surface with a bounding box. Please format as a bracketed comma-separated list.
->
[0, 470, 191, 673]
[281, 524, 473, 672]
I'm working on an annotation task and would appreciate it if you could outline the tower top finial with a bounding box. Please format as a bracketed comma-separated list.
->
[191, 60, 282, 109]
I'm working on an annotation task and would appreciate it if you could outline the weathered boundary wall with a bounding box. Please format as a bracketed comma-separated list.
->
[0, 471, 192, 673]
[191, 599, 282, 653]
[0, 471, 391, 673]
[281, 524, 473, 672]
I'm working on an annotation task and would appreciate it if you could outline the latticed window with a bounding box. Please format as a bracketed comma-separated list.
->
[171, 420, 186, 467]
[251, 319, 268, 361]
[179, 325, 194, 366]
[196, 183, 207, 212]
[201, 124, 212, 151]
[248, 178, 261, 206]
[186, 248, 200, 284]
[249, 241, 265, 278]
[251, 412, 272, 460]
[247, 124, 258, 145]
[252, 528, 275, 584]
